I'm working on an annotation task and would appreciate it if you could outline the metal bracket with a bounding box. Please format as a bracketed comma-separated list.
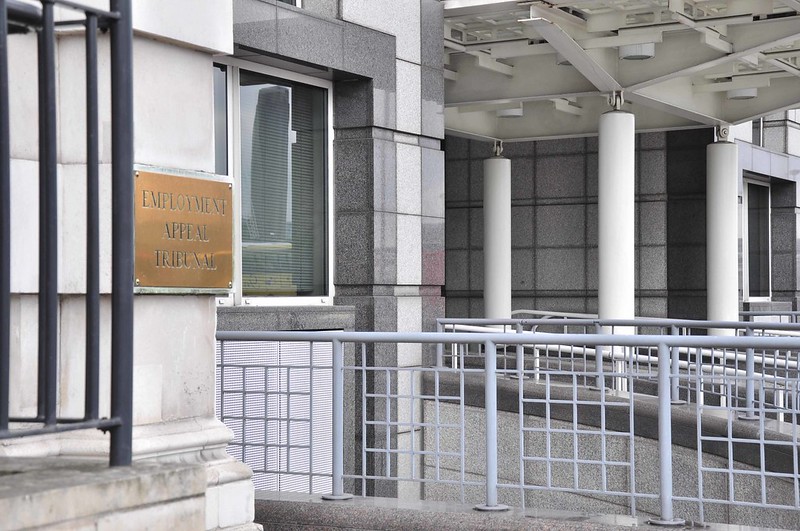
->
[493, 139, 504, 157]
[609, 90, 624, 110]
[716, 124, 731, 142]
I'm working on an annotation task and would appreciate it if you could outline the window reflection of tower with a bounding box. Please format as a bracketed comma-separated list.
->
[251, 85, 291, 244]
[237, 68, 328, 297]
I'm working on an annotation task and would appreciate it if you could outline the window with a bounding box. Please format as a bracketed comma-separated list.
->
[214, 60, 332, 304]
[743, 180, 771, 300]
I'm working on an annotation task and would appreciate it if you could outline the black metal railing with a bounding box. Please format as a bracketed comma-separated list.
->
[0, 0, 133, 466]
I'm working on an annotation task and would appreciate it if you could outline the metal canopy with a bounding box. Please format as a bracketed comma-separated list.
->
[443, 0, 800, 140]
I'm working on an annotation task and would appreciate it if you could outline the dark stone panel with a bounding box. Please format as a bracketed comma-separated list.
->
[445, 207, 469, 250]
[537, 137, 585, 155]
[445, 296, 469, 318]
[668, 293, 706, 320]
[586, 153, 598, 198]
[511, 205, 534, 249]
[666, 128, 714, 149]
[510, 157, 534, 200]
[535, 204, 585, 247]
[300, 0, 338, 18]
[445, 249, 469, 291]
[469, 159, 484, 202]
[335, 138, 374, 212]
[420, 0, 444, 70]
[534, 296, 588, 313]
[469, 297, 484, 317]
[277, 6, 344, 69]
[639, 200, 667, 246]
[444, 135, 469, 160]
[334, 79, 373, 129]
[336, 212, 375, 285]
[511, 249, 535, 291]
[233, 0, 278, 53]
[373, 295, 399, 335]
[535, 248, 586, 291]
[638, 296, 668, 318]
[667, 245, 706, 291]
[666, 148, 707, 195]
[334, 289, 375, 331]
[770, 209, 796, 254]
[771, 251, 795, 293]
[639, 132, 666, 150]
[536, 155, 585, 199]
[217, 305, 356, 331]
[638, 150, 667, 196]
[469, 250, 484, 291]
[667, 199, 705, 246]
[422, 216, 445, 286]
[444, 159, 469, 203]
[502, 141, 536, 158]
[342, 22, 395, 91]
[469, 139, 494, 159]
[770, 180, 797, 209]
[586, 247, 598, 291]
[469, 208, 483, 250]
[639, 246, 668, 291]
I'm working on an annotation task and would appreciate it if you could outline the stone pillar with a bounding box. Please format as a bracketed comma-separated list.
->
[598, 110, 635, 321]
[483, 155, 512, 319]
[706, 131, 739, 332]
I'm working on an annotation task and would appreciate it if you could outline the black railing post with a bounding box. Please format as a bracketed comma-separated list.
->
[36, 0, 58, 425]
[0, 0, 12, 432]
[109, 0, 133, 467]
[84, 12, 99, 421]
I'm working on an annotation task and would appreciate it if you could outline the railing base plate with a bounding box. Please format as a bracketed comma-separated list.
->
[474, 504, 510, 512]
[322, 493, 354, 501]
[737, 413, 760, 421]
[648, 518, 686, 527]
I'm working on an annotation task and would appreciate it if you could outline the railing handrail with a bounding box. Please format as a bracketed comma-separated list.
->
[438, 316, 800, 332]
[216, 329, 800, 351]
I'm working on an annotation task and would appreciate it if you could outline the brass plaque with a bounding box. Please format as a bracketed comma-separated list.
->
[135, 171, 233, 290]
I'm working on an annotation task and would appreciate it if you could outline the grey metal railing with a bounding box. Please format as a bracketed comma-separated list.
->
[0, 0, 134, 466]
[217, 329, 800, 527]
[438, 317, 800, 423]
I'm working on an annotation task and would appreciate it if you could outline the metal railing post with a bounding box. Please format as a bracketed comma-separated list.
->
[0, 0, 12, 433]
[435, 321, 443, 368]
[649, 342, 685, 527]
[669, 326, 682, 404]
[594, 322, 605, 389]
[515, 323, 524, 376]
[740, 327, 757, 420]
[109, 0, 134, 467]
[475, 340, 509, 511]
[84, 12, 100, 422]
[322, 339, 352, 501]
[37, 0, 58, 426]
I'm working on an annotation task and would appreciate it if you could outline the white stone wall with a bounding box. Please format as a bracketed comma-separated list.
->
[5, 3, 257, 529]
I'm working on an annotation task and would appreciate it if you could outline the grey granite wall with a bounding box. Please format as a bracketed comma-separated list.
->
[444, 132, 670, 318]
[230, 0, 445, 337]
[231, 0, 445, 500]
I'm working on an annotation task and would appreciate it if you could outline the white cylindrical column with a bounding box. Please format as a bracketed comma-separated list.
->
[707, 140, 739, 332]
[598, 111, 635, 321]
[483, 157, 512, 319]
